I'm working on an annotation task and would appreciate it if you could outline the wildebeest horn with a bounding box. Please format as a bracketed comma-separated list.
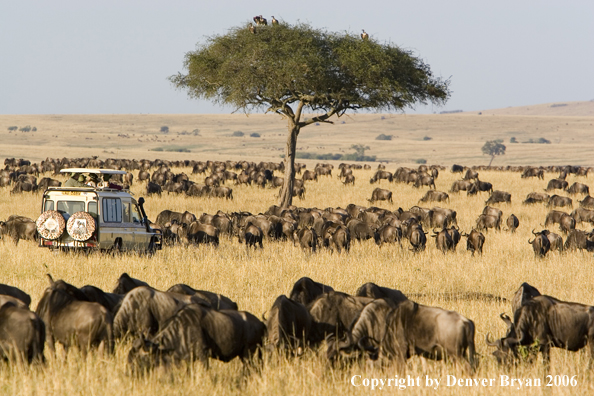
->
[485, 332, 498, 347]
[528, 238, 534, 244]
[500, 313, 514, 329]
[46, 273, 55, 286]
[532, 229, 539, 236]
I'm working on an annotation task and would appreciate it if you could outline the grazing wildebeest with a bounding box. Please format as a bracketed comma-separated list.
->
[302, 170, 318, 182]
[571, 208, 594, 225]
[37, 177, 62, 190]
[0, 302, 45, 364]
[528, 229, 551, 257]
[419, 190, 449, 203]
[510, 283, 541, 321]
[463, 229, 485, 256]
[547, 194, 573, 208]
[523, 192, 549, 205]
[289, 277, 334, 306]
[521, 167, 544, 179]
[567, 182, 590, 195]
[579, 195, 594, 209]
[451, 164, 464, 173]
[545, 178, 568, 192]
[468, 179, 493, 196]
[547, 232, 564, 252]
[127, 304, 265, 370]
[485, 190, 511, 205]
[505, 214, 519, 233]
[463, 169, 479, 181]
[368, 188, 393, 203]
[326, 298, 395, 361]
[294, 227, 317, 252]
[265, 295, 312, 353]
[381, 300, 476, 370]
[486, 295, 594, 364]
[476, 214, 501, 232]
[369, 170, 393, 184]
[146, 181, 162, 196]
[355, 283, 408, 306]
[342, 174, 355, 186]
[180, 222, 220, 246]
[563, 229, 594, 251]
[36, 275, 113, 356]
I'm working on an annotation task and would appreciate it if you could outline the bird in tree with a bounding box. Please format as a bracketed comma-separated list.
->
[361, 29, 369, 40]
[481, 140, 506, 167]
[170, 21, 450, 207]
[248, 23, 256, 34]
[271, 16, 278, 26]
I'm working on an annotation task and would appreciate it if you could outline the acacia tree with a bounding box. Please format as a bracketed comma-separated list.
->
[482, 139, 506, 166]
[170, 22, 450, 207]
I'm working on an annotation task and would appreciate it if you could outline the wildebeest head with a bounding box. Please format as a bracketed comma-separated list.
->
[485, 313, 520, 364]
[127, 337, 162, 374]
[113, 273, 150, 294]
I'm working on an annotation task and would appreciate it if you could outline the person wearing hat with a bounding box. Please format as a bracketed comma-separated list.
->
[86, 173, 99, 187]
[64, 173, 87, 187]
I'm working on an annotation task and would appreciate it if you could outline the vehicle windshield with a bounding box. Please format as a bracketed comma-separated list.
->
[56, 200, 86, 220]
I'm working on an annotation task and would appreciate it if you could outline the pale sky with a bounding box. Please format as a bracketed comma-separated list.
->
[1, 1, 592, 115]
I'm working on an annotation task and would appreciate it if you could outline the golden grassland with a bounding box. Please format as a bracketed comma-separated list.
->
[0, 109, 593, 167]
[1, 166, 594, 395]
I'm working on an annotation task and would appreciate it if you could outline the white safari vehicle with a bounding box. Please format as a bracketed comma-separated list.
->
[36, 168, 162, 253]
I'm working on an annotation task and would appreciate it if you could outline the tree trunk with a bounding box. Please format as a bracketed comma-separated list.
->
[279, 125, 300, 208]
[488, 155, 494, 167]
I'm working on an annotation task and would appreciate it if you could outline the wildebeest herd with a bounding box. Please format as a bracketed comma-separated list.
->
[2, 274, 594, 374]
[2, 156, 594, 379]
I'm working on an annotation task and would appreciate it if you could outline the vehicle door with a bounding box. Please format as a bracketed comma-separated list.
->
[130, 201, 150, 249]
[101, 197, 132, 249]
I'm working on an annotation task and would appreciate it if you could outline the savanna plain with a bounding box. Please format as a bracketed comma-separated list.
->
[1, 105, 594, 395]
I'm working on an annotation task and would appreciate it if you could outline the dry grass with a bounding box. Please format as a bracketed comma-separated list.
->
[1, 166, 594, 395]
[0, 110, 593, 166]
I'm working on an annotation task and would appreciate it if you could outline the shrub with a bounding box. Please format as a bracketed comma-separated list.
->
[160, 126, 169, 134]
[7, 126, 17, 132]
[415, 158, 427, 164]
[375, 134, 393, 141]
[232, 131, 244, 137]
[423, 136, 432, 141]
[250, 133, 261, 138]
[510, 137, 518, 143]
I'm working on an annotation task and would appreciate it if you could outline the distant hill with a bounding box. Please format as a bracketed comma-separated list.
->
[464, 100, 594, 116]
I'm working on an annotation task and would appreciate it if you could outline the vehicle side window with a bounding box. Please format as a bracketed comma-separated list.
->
[102, 198, 122, 223]
[122, 202, 131, 223]
[131, 204, 142, 224]
[44, 200, 55, 211]
[88, 201, 98, 218]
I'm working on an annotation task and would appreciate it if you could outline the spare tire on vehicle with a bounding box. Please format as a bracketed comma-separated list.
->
[66, 212, 96, 241]
[36, 210, 66, 240]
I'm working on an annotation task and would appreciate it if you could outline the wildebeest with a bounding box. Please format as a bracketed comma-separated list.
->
[0, 284, 31, 307]
[37, 177, 62, 191]
[468, 179, 493, 196]
[405, 220, 427, 252]
[485, 190, 511, 205]
[370, 170, 393, 184]
[373, 224, 401, 247]
[0, 302, 45, 364]
[450, 180, 473, 193]
[545, 178, 568, 192]
[307, 291, 372, 344]
[127, 304, 265, 370]
[289, 277, 334, 306]
[521, 167, 544, 179]
[567, 182, 590, 195]
[180, 222, 220, 246]
[487, 294, 594, 364]
[579, 195, 594, 209]
[0, 216, 37, 245]
[79, 285, 123, 315]
[155, 210, 197, 227]
[342, 174, 355, 186]
[563, 229, 594, 251]
[419, 190, 449, 203]
[528, 229, 551, 257]
[547, 194, 573, 208]
[146, 181, 163, 196]
[166, 284, 238, 310]
[463, 169, 479, 181]
[431, 227, 454, 253]
[476, 214, 501, 232]
[414, 175, 436, 189]
[294, 227, 317, 252]
[523, 192, 549, 205]
[265, 295, 312, 353]
[451, 164, 464, 173]
[368, 188, 393, 203]
[112, 273, 150, 294]
[381, 299, 476, 370]
[239, 222, 264, 249]
[36, 275, 113, 356]
[511, 283, 541, 321]
[355, 282, 408, 306]
[505, 214, 519, 233]
[463, 229, 485, 256]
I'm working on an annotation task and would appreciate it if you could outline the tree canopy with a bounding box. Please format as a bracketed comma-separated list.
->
[170, 21, 450, 207]
[482, 139, 506, 166]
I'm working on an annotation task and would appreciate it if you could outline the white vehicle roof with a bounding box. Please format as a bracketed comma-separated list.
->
[60, 168, 127, 175]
